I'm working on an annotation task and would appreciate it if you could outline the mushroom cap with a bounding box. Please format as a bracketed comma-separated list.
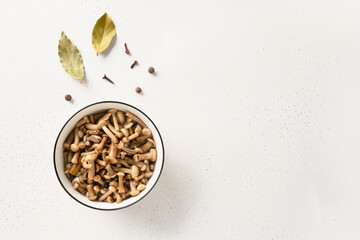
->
[78, 142, 86, 149]
[117, 141, 124, 149]
[108, 108, 117, 114]
[120, 128, 129, 137]
[140, 165, 147, 171]
[93, 175, 102, 182]
[134, 147, 143, 154]
[130, 190, 140, 197]
[85, 153, 98, 161]
[117, 171, 125, 177]
[85, 123, 99, 130]
[63, 143, 70, 149]
[147, 139, 156, 147]
[109, 186, 117, 192]
[131, 165, 139, 178]
[86, 184, 94, 191]
[97, 120, 107, 128]
[89, 196, 97, 201]
[137, 184, 146, 191]
[116, 111, 126, 124]
[142, 128, 152, 136]
[93, 185, 101, 192]
[149, 149, 157, 161]
[70, 144, 79, 152]
[133, 154, 140, 161]
[104, 174, 116, 180]
[82, 161, 92, 169]
[134, 125, 142, 134]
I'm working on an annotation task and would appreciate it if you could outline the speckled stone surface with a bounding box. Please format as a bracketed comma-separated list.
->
[1, 0, 360, 239]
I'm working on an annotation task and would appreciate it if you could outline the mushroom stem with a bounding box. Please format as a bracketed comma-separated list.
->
[86, 184, 97, 201]
[95, 136, 108, 154]
[67, 151, 74, 163]
[63, 151, 68, 164]
[89, 114, 95, 124]
[124, 159, 146, 168]
[98, 189, 113, 202]
[108, 109, 120, 131]
[105, 164, 116, 176]
[117, 172, 125, 193]
[128, 132, 139, 141]
[88, 161, 95, 180]
[76, 116, 90, 127]
[117, 168, 132, 174]
[125, 112, 147, 128]
[111, 187, 122, 203]
[100, 122, 118, 143]
[107, 122, 124, 138]
[71, 151, 80, 164]
[134, 173, 144, 182]
[96, 159, 107, 166]
[144, 160, 153, 178]
[98, 113, 112, 123]
[88, 144, 99, 151]
[94, 175, 105, 186]
[80, 150, 96, 156]
[118, 142, 137, 155]
[106, 143, 118, 164]
[63, 131, 74, 150]
[137, 139, 155, 153]
[133, 149, 157, 162]
[93, 111, 107, 122]
[129, 181, 140, 196]
[70, 128, 80, 152]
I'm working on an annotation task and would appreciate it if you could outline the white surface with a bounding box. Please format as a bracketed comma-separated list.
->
[53, 102, 164, 210]
[1, 0, 360, 239]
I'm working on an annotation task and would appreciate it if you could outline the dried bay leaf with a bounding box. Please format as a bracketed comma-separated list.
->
[58, 32, 84, 83]
[92, 13, 116, 55]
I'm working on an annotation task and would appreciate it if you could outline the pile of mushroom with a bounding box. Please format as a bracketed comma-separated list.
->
[63, 109, 157, 204]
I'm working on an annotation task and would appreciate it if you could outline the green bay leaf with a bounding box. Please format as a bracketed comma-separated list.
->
[58, 32, 84, 83]
[92, 12, 116, 54]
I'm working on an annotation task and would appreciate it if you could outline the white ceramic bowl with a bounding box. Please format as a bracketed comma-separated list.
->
[53, 101, 164, 210]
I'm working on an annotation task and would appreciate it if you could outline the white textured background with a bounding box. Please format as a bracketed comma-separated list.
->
[1, 0, 360, 239]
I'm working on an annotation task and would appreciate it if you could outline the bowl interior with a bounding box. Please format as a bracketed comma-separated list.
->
[54, 101, 164, 210]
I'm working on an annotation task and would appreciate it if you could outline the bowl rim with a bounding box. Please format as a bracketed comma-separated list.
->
[53, 101, 165, 211]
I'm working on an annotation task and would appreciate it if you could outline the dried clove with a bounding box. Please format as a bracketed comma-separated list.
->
[130, 60, 138, 69]
[102, 74, 114, 84]
[148, 67, 155, 74]
[124, 43, 130, 55]
[65, 94, 72, 101]
[135, 87, 142, 93]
